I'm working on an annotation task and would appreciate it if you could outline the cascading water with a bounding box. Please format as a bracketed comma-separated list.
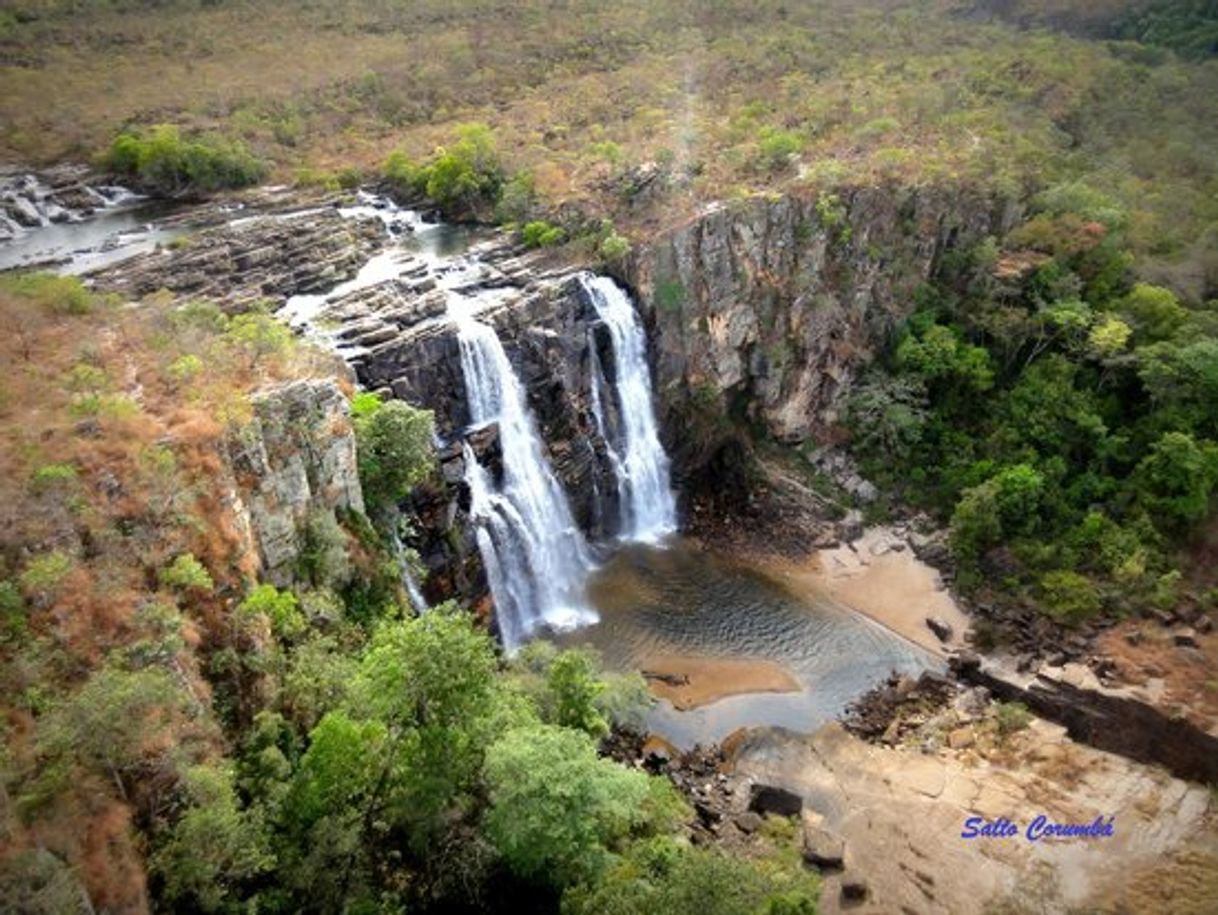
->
[580, 274, 678, 543]
[455, 316, 596, 651]
[390, 529, 429, 614]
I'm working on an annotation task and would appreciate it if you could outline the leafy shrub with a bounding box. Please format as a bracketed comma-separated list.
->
[29, 462, 78, 494]
[353, 398, 435, 514]
[239, 584, 306, 640]
[484, 724, 682, 887]
[0, 272, 95, 314]
[598, 230, 632, 262]
[995, 701, 1032, 737]
[1039, 570, 1101, 623]
[226, 309, 294, 368]
[298, 510, 351, 589]
[0, 581, 27, 645]
[159, 553, 214, 593]
[520, 219, 565, 248]
[104, 124, 267, 196]
[152, 763, 272, 912]
[172, 301, 230, 334]
[656, 279, 685, 313]
[18, 551, 72, 601]
[382, 123, 503, 216]
[564, 835, 819, 915]
[1131, 431, 1218, 527]
[756, 127, 803, 170]
[510, 642, 653, 735]
[292, 167, 340, 191]
[168, 354, 204, 385]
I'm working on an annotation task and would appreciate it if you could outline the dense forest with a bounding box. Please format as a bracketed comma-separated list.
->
[2, 0, 1217, 912]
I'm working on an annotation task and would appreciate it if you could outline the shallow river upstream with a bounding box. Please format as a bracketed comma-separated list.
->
[559, 539, 937, 749]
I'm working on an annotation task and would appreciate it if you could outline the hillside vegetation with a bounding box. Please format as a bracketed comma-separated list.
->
[0, 1, 1215, 278]
[0, 275, 817, 911]
[2, 1, 1218, 909]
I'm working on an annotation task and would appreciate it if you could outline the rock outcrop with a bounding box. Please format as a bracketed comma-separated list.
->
[625, 185, 1020, 470]
[90, 206, 384, 310]
[951, 653, 1218, 784]
[0, 166, 124, 240]
[226, 378, 365, 586]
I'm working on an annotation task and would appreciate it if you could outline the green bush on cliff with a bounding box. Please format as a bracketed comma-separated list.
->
[521, 219, 565, 248]
[352, 396, 435, 514]
[104, 124, 267, 196]
[563, 835, 820, 915]
[0, 271, 97, 315]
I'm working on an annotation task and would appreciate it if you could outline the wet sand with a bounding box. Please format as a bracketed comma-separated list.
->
[759, 527, 971, 655]
[640, 654, 801, 710]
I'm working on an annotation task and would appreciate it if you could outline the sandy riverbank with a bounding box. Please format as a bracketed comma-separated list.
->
[758, 526, 971, 656]
[640, 654, 801, 710]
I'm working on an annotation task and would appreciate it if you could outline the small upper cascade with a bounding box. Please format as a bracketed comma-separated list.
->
[390, 529, 429, 614]
[580, 273, 678, 543]
[455, 315, 596, 651]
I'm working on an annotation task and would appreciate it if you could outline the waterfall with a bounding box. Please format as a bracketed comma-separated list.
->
[390, 529, 429, 614]
[580, 274, 678, 543]
[456, 317, 596, 651]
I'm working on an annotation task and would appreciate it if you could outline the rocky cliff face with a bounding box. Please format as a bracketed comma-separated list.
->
[351, 255, 629, 542]
[225, 378, 365, 586]
[77, 185, 1015, 606]
[625, 185, 1020, 468]
[317, 186, 1016, 604]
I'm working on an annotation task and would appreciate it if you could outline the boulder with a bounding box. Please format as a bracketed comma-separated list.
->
[802, 824, 846, 869]
[946, 727, 975, 750]
[840, 873, 869, 902]
[926, 616, 953, 642]
[734, 812, 763, 834]
[1174, 628, 1199, 648]
[748, 783, 803, 817]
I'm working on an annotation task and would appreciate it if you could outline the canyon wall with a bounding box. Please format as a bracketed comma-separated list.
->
[624, 185, 1021, 472]
[224, 377, 366, 587]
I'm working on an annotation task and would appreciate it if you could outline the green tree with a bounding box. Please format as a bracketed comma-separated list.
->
[846, 373, 928, 462]
[1039, 570, 1101, 623]
[227, 309, 294, 369]
[240, 583, 306, 641]
[1131, 431, 1218, 527]
[484, 724, 681, 887]
[37, 666, 189, 800]
[353, 398, 435, 513]
[284, 711, 387, 831]
[949, 480, 1002, 564]
[158, 552, 214, 593]
[896, 324, 993, 392]
[279, 634, 359, 732]
[991, 464, 1045, 535]
[152, 764, 273, 913]
[546, 649, 609, 737]
[563, 836, 818, 915]
[1121, 283, 1187, 342]
[347, 608, 504, 844]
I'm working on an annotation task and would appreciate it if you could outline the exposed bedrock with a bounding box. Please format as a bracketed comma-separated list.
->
[952, 654, 1218, 784]
[353, 262, 630, 543]
[621, 184, 1021, 472]
[90, 205, 384, 309]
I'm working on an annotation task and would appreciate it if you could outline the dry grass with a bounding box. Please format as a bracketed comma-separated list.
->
[2, 0, 1215, 267]
[0, 278, 346, 908]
